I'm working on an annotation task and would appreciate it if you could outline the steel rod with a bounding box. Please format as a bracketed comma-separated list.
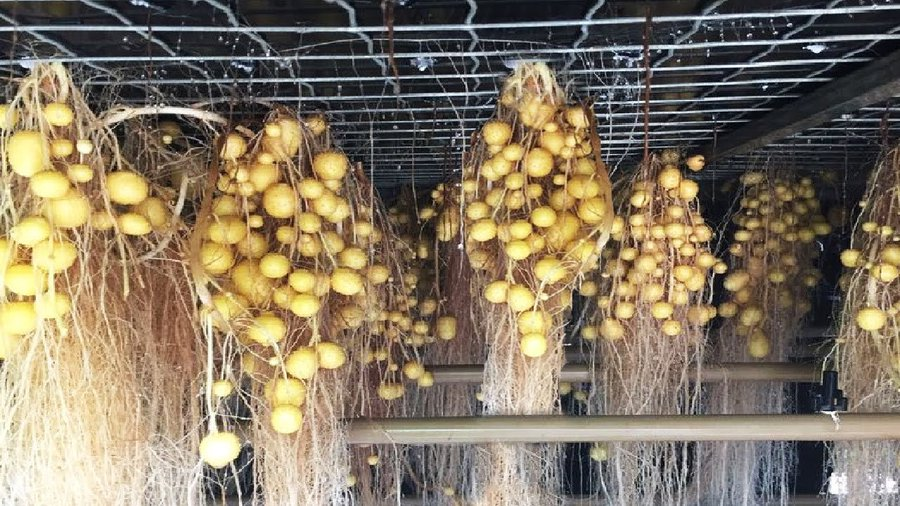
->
[346, 414, 900, 445]
[341, 135, 884, 148]
[340, 132, 887, 142]
[338, 136, 715, 145]
[358, 156, 872, 167]
[79, 58, 869, 86]
[4, 5, 896, 34]
[342, 127, 722, 137]
[4, 35, 898, 65]
[82, 76, 830, 89]
[182, 101, 774, 115]
[115, 83, 814, 104]
[341, 143, 879, 159]
[187, 104, 781, 116]
[339, 128, 716, 136]
[330, 119, 752, 129]
[426, 362, 818, 384]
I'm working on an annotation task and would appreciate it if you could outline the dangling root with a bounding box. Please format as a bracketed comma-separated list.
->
[830, 145, 900, 506]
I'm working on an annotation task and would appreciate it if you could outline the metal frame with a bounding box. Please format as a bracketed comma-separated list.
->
[0, 2, 897, 187]
[4, 5, 898, 34]
[7, 37, 900, 64]
[704, 49, 900, 160]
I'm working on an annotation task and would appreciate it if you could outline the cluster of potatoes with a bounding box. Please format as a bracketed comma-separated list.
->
[199, 114, 409, 468]
[839, 199, 900, 356]
[383, 186, 473, 389]
[422, 186, 460, 344]
[457, 73, 613, 359]
[3, 102, 169, 237]
[200, 112, 440, 469]
[718, 174, 830, 358]
[0, 101, 165, 358]
[590, 150, 720, 342]
[200, 116, 381, 432]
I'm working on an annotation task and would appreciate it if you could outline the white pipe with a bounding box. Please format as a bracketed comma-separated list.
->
[347, 414, 900, 445]
[426, 362, 818, 384]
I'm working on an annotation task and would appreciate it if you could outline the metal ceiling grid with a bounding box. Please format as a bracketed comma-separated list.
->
[0, 1, 898, 190]
[709, 102, 897, 181]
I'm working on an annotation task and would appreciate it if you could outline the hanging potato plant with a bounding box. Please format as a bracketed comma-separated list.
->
[702, 172, 830, 505]
[191, 110, 413, 505]
[586, 150, 721, 505]
[458, 61, 613, 506]
[831, 145, 900, 504]
[0, 63, 202, 504]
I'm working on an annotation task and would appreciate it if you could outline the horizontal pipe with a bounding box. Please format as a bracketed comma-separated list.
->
[339, 128, 720, 137]
[561, 336, 831, 362]
[341, 137, 881, 149]
[338, 135, 713, 144]
[329, 119, 892, 131]
[80, 77, 831, 90]
[347, 414, 900, 445]
[339, 135, 887, 147]
[3, 35, 898, 65]
[5, 5, 895, 34]
[194, 103, 776, 116]
[342, 148, 877, 165]
[344, 143, 882, 157]
[216, 97, 791, 109]
[81, 58, 869, 86]
[339, 133, 717, 144]
[360, 164, 867, 177]
[331, 118, 751, 127]
[363, 164, 869, 180]
[221, 494, 825, 505]
[115, 83, 812, 104]
[396, 495, 826, 506]
[427, 362, 818, 385]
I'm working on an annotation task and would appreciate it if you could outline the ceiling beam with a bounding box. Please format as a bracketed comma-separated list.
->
[702, 49, 900, 161]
